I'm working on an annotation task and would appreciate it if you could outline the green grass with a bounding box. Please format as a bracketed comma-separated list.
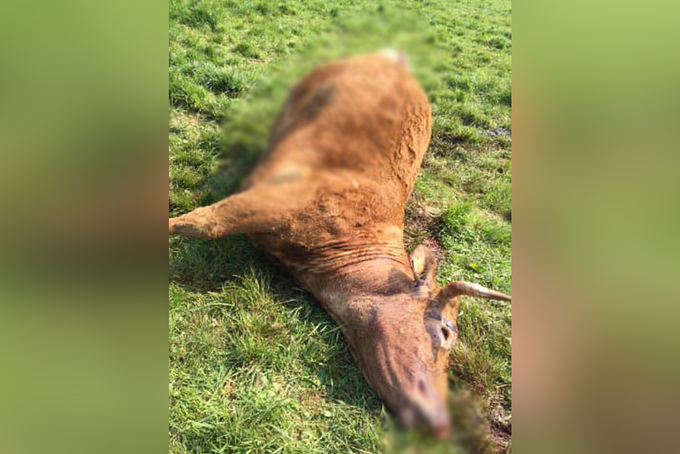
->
[169, 0, 511, 452]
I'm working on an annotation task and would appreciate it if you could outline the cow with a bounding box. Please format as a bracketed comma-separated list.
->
[169, 50, 511, 438]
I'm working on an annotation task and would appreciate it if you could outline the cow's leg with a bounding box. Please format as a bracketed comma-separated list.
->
[169, 186, 301, 239]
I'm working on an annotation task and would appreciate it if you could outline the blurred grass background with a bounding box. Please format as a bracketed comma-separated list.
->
[168, 0, 511, 452]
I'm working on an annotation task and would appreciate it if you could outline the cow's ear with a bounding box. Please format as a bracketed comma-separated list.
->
[409, 244, 437, 288]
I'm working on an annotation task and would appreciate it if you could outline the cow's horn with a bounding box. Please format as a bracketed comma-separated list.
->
[440, 281, 511, 302]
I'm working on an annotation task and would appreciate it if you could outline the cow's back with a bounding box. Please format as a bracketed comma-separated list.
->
[245, 53, 432, 267]
[242, 54, 431, 198]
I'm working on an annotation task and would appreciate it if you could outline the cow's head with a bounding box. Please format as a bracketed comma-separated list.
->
[351, 244, 511, 438]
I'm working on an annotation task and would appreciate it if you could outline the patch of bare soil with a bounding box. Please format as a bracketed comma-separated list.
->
[429, 133, 475, 160]
[297, 390, 325, 412]
[404, 195, 446, 257]
[482, 127, 511, 141]
[487, 402, 512, 452]
[171, 112, 202, 129]
[490, 419, 511, 451]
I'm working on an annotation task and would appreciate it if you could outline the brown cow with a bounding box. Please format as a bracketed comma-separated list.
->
[169, 51, 510, 438]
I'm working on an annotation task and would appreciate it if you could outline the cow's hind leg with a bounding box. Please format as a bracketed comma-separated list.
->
[169, 186, 301, 239]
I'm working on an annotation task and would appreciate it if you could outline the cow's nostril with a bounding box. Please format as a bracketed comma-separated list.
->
[441, 327, 450, 340]
[418, 379, 426, 394]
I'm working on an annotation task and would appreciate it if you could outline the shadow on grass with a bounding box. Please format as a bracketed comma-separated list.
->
[169, 72, 283, 292]
[268, 274, 386, 414]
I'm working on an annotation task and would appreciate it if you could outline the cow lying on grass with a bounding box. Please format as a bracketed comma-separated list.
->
[169, 51, 510, 438]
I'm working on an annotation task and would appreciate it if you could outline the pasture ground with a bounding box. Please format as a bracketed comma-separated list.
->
[169, 0, 511, 452]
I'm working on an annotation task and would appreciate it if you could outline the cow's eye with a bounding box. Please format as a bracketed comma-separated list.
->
[443, 319, 456, 334]
[426, 313, 457, 348]
[440, 318, 456, 347]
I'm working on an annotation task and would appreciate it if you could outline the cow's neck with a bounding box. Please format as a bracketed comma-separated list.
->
[294, 233, 415, 324]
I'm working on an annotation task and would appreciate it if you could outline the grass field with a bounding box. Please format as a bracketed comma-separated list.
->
[169, 0, 511, 452]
